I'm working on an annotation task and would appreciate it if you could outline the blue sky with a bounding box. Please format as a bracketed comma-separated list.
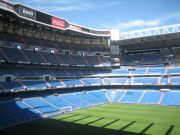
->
[11, 0, 180, 32]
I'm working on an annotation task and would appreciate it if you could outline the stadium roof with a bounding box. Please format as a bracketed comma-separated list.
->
[0, 0, 111, 38]
[119, 24, 180, 40]
[1, 0, 180, 41]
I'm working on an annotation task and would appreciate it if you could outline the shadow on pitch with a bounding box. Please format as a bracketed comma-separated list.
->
[1, 117, 151, 135]
[0, 100, 176, 135]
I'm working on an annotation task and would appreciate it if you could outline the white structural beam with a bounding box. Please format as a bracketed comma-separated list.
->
[119, 24, 180, 40]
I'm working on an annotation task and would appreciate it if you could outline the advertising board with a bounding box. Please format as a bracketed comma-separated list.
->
[15, 5, 36, 20]
[51, 17, 65, 29]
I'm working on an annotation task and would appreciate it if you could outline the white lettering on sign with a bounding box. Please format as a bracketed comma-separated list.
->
[69, 24, 82, 31]
[23, 8, 34, 16]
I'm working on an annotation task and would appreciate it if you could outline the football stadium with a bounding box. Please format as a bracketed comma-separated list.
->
[0, 0, 180, 135]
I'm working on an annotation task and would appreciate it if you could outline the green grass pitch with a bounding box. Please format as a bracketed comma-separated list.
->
[2, 103, 180, 135]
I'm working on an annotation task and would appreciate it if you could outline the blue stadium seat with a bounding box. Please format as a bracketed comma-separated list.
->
[24, 98, 59, 115]
[113, 91, 124, 102]
[43, 95, 71, 109]
[148, 67, 165, 74]
[48, 81, 63, 88]
[63, 80, 82, 87]
[131, 67, 146, 75]
[88, 90, 108, 102]
[140, 91, 162, 104]
[160, 77, 168, 84]
[22, 81, 48, 90]
[0, 82, 23, 91]
[170, 77, 180, 84]
[1, 47, 27, 62]
[120, 91, 143, 103]
[112, 68, 129, 75]
[168, 67, 180, 74]
[134, 77, 158, 84]
[104, 78, 127, 85]
[82, 78, 102, 85]
[75, 92, 104, 104]
[59, 94, 90, 108]
[162, 91, 180, 105]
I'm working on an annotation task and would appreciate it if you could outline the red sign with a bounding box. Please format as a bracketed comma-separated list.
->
[51, 17, 65, 29]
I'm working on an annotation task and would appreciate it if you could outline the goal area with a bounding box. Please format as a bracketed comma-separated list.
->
[60, 106, 73, 113]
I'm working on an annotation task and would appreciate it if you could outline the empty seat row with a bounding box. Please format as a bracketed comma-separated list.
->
[0, 47, 110, 66]
[0, 68, 110, 77]
[0, 89, 180, 129]
[0, 32, 109, 52]
[1, 76, 180, 92]
[111, 66, 180, 75]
